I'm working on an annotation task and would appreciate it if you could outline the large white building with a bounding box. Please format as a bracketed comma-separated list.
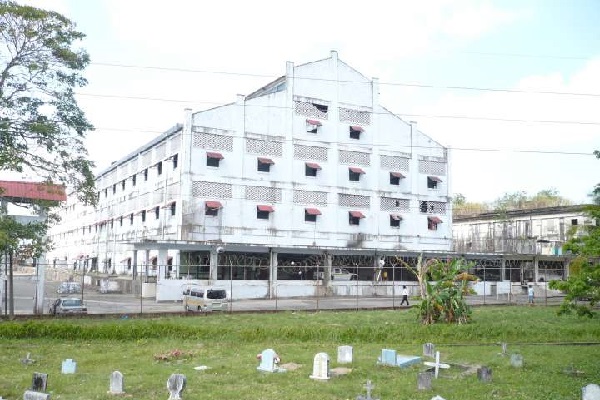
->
[48, 52, 451, 300]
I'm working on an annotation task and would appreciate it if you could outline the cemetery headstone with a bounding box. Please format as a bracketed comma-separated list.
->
[31, 373, 47, 392]
[582, 384, 600, 400]
[417, 372, 433, 390]
[499, 342, 508, 356]
[257, 349, 286, 373]
[377, 348, 421, 368]
[337, 345, 353, 364]
[356, 380, 380, 400]
[61, 359, 76, 374]
[109, 371, 124, 395]
[477, 366, 492, 383]
[510, 353, 523, 368]
[166, 374, 186, 400]
[309, 352, 330, 380]
[423, 351, 450, 379]
[23, 390, 50, 400]
[423, 343, 435, 358]
[378, 349, 397, 367]
[430, 396, 446, 400]
[21, 353, 36, 365]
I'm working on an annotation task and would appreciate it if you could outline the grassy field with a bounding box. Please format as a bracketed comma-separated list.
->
[1, 306, 599, 399]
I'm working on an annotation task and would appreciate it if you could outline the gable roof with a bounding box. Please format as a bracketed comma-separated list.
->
[0, 180, 67, 202]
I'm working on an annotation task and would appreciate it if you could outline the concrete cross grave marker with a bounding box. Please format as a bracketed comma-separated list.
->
[423, 351, 450, 379]
[21, 353, 36, 365]
[257, 349, 286, 373]
[337, 345, 353, 364]
[499, 342, 508, 356]
[167, 374, 186, 400]
[309, 352, 330, 380]
[31, 373, 47, 392]
[61, 359, 76, 374]
[356, 380, 380, 400]
[109, 371, 124, 395]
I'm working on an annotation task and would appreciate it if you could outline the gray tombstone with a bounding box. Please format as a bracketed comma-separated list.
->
[109, 371, 124, 395]
[356, 380, 380, 400]
[582, 384, 600, 400]
[417, 372, 433, 390]
[167, 374, 186, 400]
[23, 391, 51, 400]
[510, 353, 523, 368]
[337, 345, 353, 364]
[477, 366, 492, 383]
[61, 359, 76, 374]
[31, 373, 47, 392]
[423, 343, 435, 358]
[309, 352, 330, 380]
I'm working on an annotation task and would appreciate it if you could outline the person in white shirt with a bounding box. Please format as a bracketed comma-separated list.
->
[400, 285, 410, 306]
[528, 286, 534, 304]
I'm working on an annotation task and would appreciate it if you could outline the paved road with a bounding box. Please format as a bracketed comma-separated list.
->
[2, 275, 565, 317]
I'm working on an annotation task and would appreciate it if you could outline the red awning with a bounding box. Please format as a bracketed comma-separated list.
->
[305, 208, 322, 215]
[257, 205, 274, 212]
[207, 151, 224, 159]
[305, 162, 322, 170]
[0, 180, 66, 202]
[306, 119, 322, 126]
[350, 125, 364, 132]
[349, 167, 365, 174]
[390, 172, 405, 178]
[390, 214, 403, 220]
[257, 157, 275, 165]
[349, 211, 365, 218]
[205, 201, 222, 209]
[428, 176, 443, 182]
[428, 216, 443, 224]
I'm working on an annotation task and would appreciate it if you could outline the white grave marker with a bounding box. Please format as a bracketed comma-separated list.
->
[309, 352, 330, 380]
[423, 351, 450, 379]
[337, 345, 353, 364]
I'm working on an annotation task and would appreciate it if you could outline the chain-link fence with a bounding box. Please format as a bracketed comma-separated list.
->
[2, 254, 568, 317]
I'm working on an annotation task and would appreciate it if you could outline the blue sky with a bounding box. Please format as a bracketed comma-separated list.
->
[14, 0, 600, 204]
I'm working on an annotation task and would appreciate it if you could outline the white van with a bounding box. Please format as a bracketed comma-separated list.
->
[182, 286, 228, 312]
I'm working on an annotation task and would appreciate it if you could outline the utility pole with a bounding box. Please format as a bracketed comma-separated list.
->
[8, 250, 14, 317]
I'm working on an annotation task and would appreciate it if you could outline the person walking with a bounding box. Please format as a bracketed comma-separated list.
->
[527, 285, 534, 305]
[400, 285, 410, 306]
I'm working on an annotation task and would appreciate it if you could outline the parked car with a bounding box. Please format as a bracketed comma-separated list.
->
[56, 281, 82, 294]
[48, 298, 87, 315]
[318, 268, 358, 281]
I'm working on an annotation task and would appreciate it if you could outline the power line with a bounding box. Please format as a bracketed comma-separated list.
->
[461, 51, 594, 61]
[89, 62, 600, 98]
[77, 93, 600, 127]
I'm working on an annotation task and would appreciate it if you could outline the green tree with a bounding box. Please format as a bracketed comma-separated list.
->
[0, 1, 96, 204]
[399, 255, 477, 324]
[452, 193, 488, 217]
[549, 151, 600, 317]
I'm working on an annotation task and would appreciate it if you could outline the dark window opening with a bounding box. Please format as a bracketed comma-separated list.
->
[428, 220, 438, 230]
[155, 206, 160, 219]
[420, 201, 428, 213]
[172, 154, 178, 169]
[132, 174, 137, 186]
[129, 214, 134, 225]
[305, 165, 318, 177]
[205, 206, 219, 216]
[571, 219, 578, 226]
[257, 158, 273, 172]
[349, 215, 361, 225]
[121, 180, 126, 190]
[112, 184, 116, 194]
[143, 169, 148, 181]
[427, 176, 441, 189]
[157, 161, 163, 176]
[257, 210, 270, 220]
[119, 216, 123, 227]
[390, 174, 400, 185]
[390, 215, 401, 227]
[104, 188, 108, 197]
[141, 210, 146, 222]
[170, 202, 176, 216]
[305, 213, 317, 222]
[349, 126, 362, 139]
[207, 157, 220, 167]
[349, 170, 362, 181]
[312, 103, 328, 113]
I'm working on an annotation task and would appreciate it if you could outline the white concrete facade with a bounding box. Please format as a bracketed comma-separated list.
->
[47, 52, 451, 296]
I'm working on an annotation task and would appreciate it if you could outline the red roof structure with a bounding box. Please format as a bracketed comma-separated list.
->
[0, 180, 67, 202]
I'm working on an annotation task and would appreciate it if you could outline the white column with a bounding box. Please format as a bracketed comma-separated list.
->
[34, 257, 46, 315]
[158, 249, 168, 280]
